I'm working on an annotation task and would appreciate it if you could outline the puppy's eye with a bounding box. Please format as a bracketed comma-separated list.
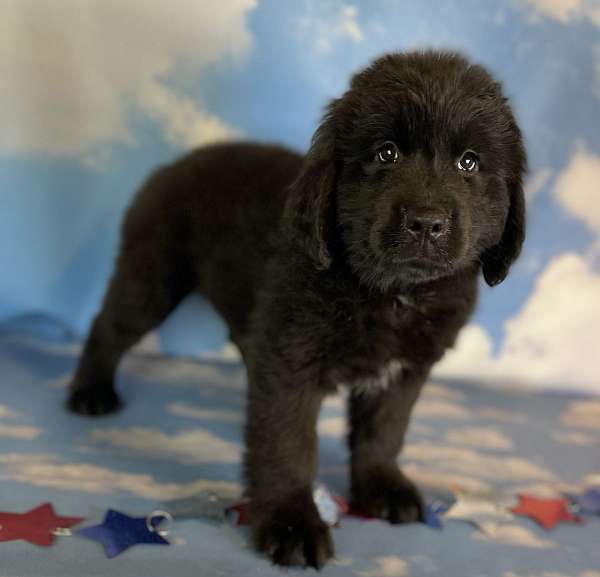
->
[457, 150, 479, 173]
[375, 142, 399, 164]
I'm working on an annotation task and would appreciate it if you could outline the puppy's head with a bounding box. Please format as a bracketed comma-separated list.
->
[285, 51, 526, 290]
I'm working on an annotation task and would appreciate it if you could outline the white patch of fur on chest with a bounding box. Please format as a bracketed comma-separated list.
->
[343, 358, 404, 395]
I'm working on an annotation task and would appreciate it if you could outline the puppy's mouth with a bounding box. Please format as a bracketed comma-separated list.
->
[385, 237, 455, 268]
[392, 254, 450, 267]
[382, 239, 458, 283]
[391, 253, 454, 276]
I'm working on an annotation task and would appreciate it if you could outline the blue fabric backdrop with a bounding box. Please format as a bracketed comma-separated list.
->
[1, 5, 599, 575]
[0, 325, 599, 577]
[1, 0, 599, 391]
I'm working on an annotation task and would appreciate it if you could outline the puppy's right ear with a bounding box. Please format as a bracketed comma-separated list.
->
[283, 101, 340, 270]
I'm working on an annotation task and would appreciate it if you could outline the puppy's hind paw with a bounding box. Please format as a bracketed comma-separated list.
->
[67, 383, 122, 416]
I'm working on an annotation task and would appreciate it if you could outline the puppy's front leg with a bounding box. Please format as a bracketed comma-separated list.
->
[245, 371, 333, 569]
[349, 372, 425, 523]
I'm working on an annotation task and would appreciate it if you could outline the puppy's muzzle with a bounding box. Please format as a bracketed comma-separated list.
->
[402, 208, 450, 244]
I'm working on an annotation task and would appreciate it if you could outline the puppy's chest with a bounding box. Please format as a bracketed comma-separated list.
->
[324, 295, 435, 392]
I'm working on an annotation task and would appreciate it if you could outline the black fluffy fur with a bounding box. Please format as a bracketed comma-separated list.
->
[67, 50, 526, 568]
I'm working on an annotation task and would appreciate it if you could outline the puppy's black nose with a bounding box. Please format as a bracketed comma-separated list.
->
[404, 209, 450, 241]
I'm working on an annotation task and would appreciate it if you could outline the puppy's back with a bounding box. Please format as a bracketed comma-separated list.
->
[119, 141, 304, 338]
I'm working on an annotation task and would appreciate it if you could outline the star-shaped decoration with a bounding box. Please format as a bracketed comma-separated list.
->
[313, 483, 342, 526]
[166, 491, 231, 523]
[78, 510, 170, 558]
[0, 502, 84, 546]
[511, 494, 582, 529]
[225, 500, 251, 526]
[443, 494, 514, 534]
[424, 502, 449, 529]
[566, 487, 600, 516]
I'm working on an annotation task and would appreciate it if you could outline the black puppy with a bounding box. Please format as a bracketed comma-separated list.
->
[68, 50, 526, 568]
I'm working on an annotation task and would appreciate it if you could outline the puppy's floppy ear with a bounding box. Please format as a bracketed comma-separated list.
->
[283, 101, 340, 270]
[481, 138, 527, 287]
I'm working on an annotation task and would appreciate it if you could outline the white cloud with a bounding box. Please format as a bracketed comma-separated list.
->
[90, 426, 242, 463]
[560, 400, 600, 429]
[408, 556, 438, 574]
[0, 0, 256, 160]
[336, 5, 364, 43]
[473, 525, 556, 549]
[297, 2, 364, 53]
[318, 416, 347, 437]
[514, 252, 544, 275]
[445, 427, 514, 451]
[10, 334, 82, 358]
[413, 399, 471, 420]
[478, 408, 527, 424]
[45, 372, 74, 389]
[123, 354, 246, 390]
[0, 405, 19, 419]
[197, 342, 243, 363]
[520, 0, 600, 26]
[525, 167, 553, 201]
[358, 556, 408, 577]
[138, 80, 241, 149]
[502, 569, 600, 577]
[167, 402, 242, 424]
[595, 44, 600, 101]
[553, 430, 598, 445]
[408, 423, 435, 436]
[0, 405, 40, 438]
[421, 382, 466, 402]
[332, 556, 354, 567]
[434, 253, 600, 392]
[323, 392, 347, 410]
[434, 324, 496, 381]
[584, 473, 600, 485]
[403, 442, 555, 482]
[0, 425, 42, 440]
[506, 254, 600, 386]
[0, 452, 241, 500]
[553, 146, 600, 236]
[133, 331, 161, 355]
[403, 463, 492, 494]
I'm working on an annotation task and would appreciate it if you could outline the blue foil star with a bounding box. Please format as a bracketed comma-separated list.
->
[567, 487, 600, 516]
[78, 510, 169, 558]
[424, 502, 449, 529]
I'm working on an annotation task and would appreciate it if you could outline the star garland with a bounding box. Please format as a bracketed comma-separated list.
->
[0, 504, 173, 558]
[0, 482, 597, 557]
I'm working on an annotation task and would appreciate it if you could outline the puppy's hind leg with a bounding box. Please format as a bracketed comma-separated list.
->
[67, 241, 192, 416]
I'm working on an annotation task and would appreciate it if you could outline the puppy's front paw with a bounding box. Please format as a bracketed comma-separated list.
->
[351, 466, 425, 524]
[67, 382, 121, 416]
[253, 495, 334, 569]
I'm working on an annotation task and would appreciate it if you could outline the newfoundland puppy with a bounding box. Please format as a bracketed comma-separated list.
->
[67, 51, 526, 568]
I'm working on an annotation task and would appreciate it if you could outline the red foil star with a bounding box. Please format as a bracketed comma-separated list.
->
[0, 502, 84, 546]
[511, 494, 582, 529]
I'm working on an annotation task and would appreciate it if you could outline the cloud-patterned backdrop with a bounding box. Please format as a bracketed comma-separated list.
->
[1, 0, 599, 393]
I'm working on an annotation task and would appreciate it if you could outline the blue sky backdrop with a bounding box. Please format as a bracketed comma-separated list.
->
[1, 0, 599, 392]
